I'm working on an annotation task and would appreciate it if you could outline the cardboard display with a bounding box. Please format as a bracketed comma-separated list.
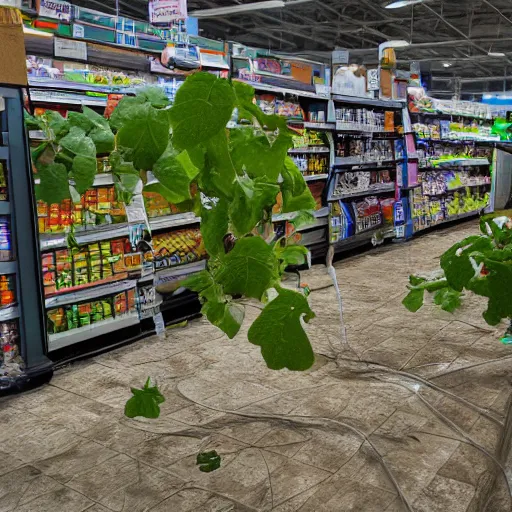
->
[0, 7, 28, 86]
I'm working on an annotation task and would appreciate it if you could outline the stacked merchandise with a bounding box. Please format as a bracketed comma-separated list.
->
[335, 107, 395, 133]
[0, 321, 22, 379]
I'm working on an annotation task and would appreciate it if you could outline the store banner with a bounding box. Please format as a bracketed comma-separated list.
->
[149, 0, 187, 23]
[37, 0, 72, 22]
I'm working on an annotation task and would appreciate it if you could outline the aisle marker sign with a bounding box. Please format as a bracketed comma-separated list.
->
[149, 0, 187, 23]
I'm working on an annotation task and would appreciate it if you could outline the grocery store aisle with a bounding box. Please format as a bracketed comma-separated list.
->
[0, 220, 511, 512]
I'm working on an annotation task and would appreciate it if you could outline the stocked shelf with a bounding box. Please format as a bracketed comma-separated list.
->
[424, 158, 490, 168]
[40, 222, 130, 251]
[332, 226, 389, 251]
[334, 157, 399, 167]
[234, 79, 326, 100]
[415, 210, 482, 234]
[29, 89, 108, 107]
[48, 312, 140, 352]
[332, 95, 404, 109]
[28, 77, 134, 95]
[288, 147, 330, 154]
[303, 122, 336, 131]
[45, 280, 137, 309]
[330, 184, 396, 201]
[0, 262, 17, 275]
[303, 174, 328, 181]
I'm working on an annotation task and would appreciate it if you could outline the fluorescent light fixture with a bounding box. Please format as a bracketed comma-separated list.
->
[381, 40, 410, 49]
[385, 0, 426, 8]
[488, 52, 506, 57]
[23, 26, 54, 37]
[190, 1, 285, 18]
[443, 62, 452, 68]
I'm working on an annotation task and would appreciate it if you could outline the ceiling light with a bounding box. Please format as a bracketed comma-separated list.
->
[190, 1, 285, 18]
[23, 26, 54, 37]
[385, 0, 426, 8]
[443, 62, 452, 68]
[488, 52, 506, 57]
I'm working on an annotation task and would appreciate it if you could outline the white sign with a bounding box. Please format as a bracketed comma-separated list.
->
[54, 38, 87, 61]
[38, 0, 72, 22]
[367, 68, 380, 91]
[73, 25, 85, 38]
[149, 0, 187, 23]
[0, 1, 22, 7]
[315, 84, 331, 98]
[332, 49, 349, 65]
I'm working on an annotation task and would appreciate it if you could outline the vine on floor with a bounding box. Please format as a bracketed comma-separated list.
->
[27, 74, 319, 423]
[403, 210, 512, 341]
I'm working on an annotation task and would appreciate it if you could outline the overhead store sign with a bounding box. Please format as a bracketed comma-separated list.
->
[149, 0, 187, 23]
[37, 0, 72, 22]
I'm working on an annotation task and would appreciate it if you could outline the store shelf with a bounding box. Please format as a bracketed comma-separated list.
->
[410, 110, 492, 121]
[303, 122, 336, 131]
[296, 216, 329, 232]
[154, 260, 207, 285]
[0, 262, 17, 275]
[415, 210, 482, 234]
[0, 146, 9, 159]
[430, 158, 490, 167]
[29, 89, 107, 107]
[330, 184, 396, 201]
[288, 147, 330, 154]
[332, 226, 386, 251]
[149, 212, 201, 231]
[424, 183, 491, 196]
[234, 79, 326, 100]
[48, 312, 140, 352]
[416, 138, 499, 145]
[0, 202, 10, 215]
[0, 306, 19, 322]
[332, 95, 404, 109]
[303, 174, 328, 181]
[28, 77, 134, 95]
[40, 222, 130, 251]
[272, 206, 329, 223]
[334, 157, 399, 168]
[45, 279, 137, 309]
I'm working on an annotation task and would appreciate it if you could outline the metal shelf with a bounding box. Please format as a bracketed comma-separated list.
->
[272, 206, 329, 223]
[0, 262, 17, 275]
[332, 94, 404, 109]
[0, 202, 10, 215]
[334, 158, 399, 168]
[331, 226, 387, 252]
[0, 146, 9, 159]
[45, 280, 137, 309]
[0, 305, 19, 322]
[40, 222, 131, 251]
[303, 122, 336, 131]
[149, 213, 200, 231]
[304, 174, 328, 181]
[234, 79, 326, 100]
[330, 185, 396, 201]
[48, 312, 140, 352]
[288, 147, 330, 154]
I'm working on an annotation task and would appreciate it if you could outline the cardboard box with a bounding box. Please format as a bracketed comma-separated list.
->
[0, 8, 28, 86]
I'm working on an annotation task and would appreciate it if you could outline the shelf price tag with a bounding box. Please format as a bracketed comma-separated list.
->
[54, 37, 87, 61]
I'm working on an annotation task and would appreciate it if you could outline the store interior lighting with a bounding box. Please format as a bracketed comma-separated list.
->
[488, 52, 506, 57]
[385, 0, 427, 9]
[443, 63, 452, 68]
[190, 1, 286, 18]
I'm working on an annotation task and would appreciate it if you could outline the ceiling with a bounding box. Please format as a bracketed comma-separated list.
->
[70, 0, 512, 99]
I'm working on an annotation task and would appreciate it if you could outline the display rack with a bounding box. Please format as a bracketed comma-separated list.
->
[0, 87, 52, 392]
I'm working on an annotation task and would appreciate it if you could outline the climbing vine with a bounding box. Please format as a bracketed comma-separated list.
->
[27, 73, 318, 381]
[404, 210, 512, 340]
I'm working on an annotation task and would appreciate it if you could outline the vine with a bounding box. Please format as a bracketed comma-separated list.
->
[28, 73, 319, 392]
[403, 210, 512, 341]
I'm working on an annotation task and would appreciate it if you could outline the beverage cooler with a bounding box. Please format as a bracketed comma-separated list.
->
[0, 86, 51, 392]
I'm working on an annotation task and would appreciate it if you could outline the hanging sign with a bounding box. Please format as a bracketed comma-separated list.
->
[37, 0, 72, 22]
[332, 49, 349, 65]
[149, 0, 187, 24]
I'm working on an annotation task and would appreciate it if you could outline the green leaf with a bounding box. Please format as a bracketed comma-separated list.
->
[216, 237, 278, 299]
[202, 300, 244, 339]
[409, 275, 427, 286]
[43, 110, 68, 138]
[289, 210, 315, 230]
[169, 72, 236, 150]
[276, 244, 309, 268]
[282, 157, 306, 197]
[38, 163, 71, 205]
[433, 288, 462, 313]
[229, 176, 279, 237]
[402, 288, 425, 313]
[230, 129, 292, 182]
[201, 130, 237, 199]
[182, 270, 214, 293]
[72, 155, 97, 194]
[138, 86, 170, 108]
[109, 95, 147, 132]
[59, 126, 97, 158]
[248, 288, 315, 371]
[24, 110, 41, 130]
[89, 127, 115, 155]
[67, 111, 94, 132]
[201, 198, 229, 257]
[117, 103, 170, 170]
[440, 236, 493, 292]
[481, 260, 512, 322]
[124, 377, 165, 419]
[152, 145, 199, 204]
[115, 173, 140, 204]
[281, 185, 317, 214]
[196, 450, 222, 472]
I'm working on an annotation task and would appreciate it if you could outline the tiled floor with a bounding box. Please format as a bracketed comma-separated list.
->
[1, 220, 511, 511]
